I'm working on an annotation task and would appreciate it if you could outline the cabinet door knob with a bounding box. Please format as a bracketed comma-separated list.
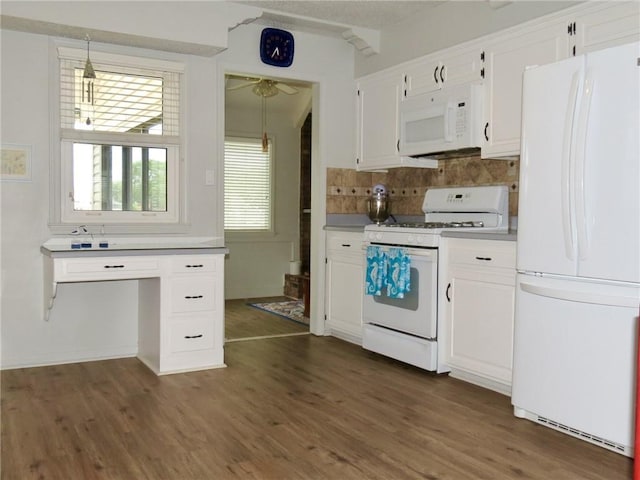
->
[433, 66, 439, 83]
[439, 65, 445, 83]
[484, 122, 489, 141]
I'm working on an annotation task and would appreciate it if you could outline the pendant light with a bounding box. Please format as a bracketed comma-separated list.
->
[261, 96, 268, 152]
[252, 80, 277, 153]
[82, 35, 96, 126]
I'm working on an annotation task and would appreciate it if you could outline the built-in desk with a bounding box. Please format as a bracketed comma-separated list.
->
[41, 238, 228, 375]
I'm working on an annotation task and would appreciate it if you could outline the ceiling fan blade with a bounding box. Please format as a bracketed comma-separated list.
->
[226, 80, 260, 91]
[275, 83, 298, 95]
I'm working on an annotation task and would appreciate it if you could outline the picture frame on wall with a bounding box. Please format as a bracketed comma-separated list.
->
[1, 144, 32, 182]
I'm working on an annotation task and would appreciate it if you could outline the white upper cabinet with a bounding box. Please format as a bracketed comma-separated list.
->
[355, 70, 403, 170]
[482, 2, 640, 159]
[403, 45, 484, 98]
[571, 2, 640, 55]
[481, 22, 570, 159]
[354, 2, 640, 167]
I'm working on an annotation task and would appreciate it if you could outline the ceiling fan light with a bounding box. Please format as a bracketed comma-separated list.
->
[252, 80, 278, 98]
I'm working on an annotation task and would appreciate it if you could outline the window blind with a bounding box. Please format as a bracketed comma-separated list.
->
[59, 58, 180, 136]
[224, 138, 272, 230]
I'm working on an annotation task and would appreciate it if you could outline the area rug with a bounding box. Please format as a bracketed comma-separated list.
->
[249, 300, 309, 326]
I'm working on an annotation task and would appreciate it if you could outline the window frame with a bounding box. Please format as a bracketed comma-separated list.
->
[223, 135, 275, 235]
[54, 46, 185, 227]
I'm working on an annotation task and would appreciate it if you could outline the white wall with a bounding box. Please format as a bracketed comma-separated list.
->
[0, 11, 356, 367]
[0, 28, 223, 368]
[355, 1, 580, 77]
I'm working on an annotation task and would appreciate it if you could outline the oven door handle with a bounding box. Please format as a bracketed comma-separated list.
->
[363, 244, 437, 258]
[396, 247, 438, 258]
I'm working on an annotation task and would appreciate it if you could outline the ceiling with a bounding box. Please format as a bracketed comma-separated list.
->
[225, 74, 313, 117]
[235, 1, 446, 30]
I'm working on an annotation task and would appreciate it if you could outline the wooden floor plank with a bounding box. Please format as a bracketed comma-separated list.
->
[225, 297, 308, 341]
[1, 335, 632, 479]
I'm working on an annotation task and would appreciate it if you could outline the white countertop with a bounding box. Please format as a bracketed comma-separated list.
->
[441, 230, 517, 241]
[41, 236, 228, 256]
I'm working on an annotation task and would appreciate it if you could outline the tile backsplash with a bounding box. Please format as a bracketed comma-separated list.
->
[327, 155, 519, 218]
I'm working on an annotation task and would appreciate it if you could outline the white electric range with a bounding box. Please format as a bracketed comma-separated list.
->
[362, 185, 509, 372]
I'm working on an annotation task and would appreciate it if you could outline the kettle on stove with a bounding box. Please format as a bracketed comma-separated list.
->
[367, 184, 391, 224]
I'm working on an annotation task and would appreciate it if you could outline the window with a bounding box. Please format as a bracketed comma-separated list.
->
[224, 137, 273, 231]
[57, 47, 183, 224]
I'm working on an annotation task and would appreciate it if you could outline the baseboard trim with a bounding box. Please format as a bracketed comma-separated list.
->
[1, 345, 138, 370]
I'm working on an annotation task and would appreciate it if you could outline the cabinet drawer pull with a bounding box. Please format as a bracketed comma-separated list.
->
[184, 295, 204, 299]
[184, 334, 203, 339]
[104, 265, 125, 269]
[446, 283, 451, 302]
[475, 256, 492, 261]
[185, 264, 204, 268]
[433, 66, 439, 83]
[341, 243, 352, 247]
[439, 65, 445, 83]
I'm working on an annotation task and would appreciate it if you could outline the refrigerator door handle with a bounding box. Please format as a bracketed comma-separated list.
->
[520, 281, 639, 308]
[561, 71, 581, 260]
[575, 72, 594, 261]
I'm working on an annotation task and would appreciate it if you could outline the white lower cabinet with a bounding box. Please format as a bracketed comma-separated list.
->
[138, 254, 225, 375]
[325, 231, 363, 344]
[440, 237, 516, 395]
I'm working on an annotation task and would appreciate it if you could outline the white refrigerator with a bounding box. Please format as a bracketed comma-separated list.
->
[512, 41, 640, 457]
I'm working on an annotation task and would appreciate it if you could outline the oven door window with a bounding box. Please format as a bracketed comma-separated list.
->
[370, 266, 419, 311]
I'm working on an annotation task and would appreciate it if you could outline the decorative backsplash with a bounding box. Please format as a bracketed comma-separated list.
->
[327, 155, 520, 218]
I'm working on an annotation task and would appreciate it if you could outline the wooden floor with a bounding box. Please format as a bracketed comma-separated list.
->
[225, 297, 308, 341]
[1, 335, 632, 479]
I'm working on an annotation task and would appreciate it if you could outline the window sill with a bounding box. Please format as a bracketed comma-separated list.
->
[48, 222, 192, 236]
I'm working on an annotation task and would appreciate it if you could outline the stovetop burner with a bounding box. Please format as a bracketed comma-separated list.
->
[384, 221, 485, 229]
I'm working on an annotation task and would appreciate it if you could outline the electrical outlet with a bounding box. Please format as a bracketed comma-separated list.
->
[205, 170, 215, 186]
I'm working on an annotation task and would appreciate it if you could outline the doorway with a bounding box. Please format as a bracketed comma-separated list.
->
[223, 73, 313, 342]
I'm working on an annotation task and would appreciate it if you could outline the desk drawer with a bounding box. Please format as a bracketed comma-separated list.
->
[169, 317, 215, 353]
[170, 276, 216, 313]
[55, 256, 160, 281]
[170, 255, 217, 274]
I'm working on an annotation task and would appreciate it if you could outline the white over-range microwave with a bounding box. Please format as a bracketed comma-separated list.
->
[398, 83, 483, 159]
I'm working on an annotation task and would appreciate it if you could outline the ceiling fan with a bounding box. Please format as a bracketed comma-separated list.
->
[226, 75, 299, 97]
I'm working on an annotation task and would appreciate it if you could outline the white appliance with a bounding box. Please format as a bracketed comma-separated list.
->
[398, 83, 483, 159]
[512, 41, 640, 457]
[362, 185, 509, 372]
